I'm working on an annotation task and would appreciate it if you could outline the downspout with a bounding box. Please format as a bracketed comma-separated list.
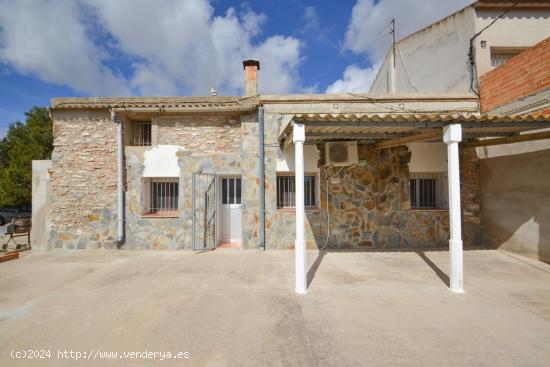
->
[110, 107, 125, 248]
[258, 105, 265, 251]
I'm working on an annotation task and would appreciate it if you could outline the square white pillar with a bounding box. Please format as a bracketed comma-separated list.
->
[443, 124, 464, 293]
[293, 123, 307, 294]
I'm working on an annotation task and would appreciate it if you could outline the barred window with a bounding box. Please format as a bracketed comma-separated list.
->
[490, 48, 525, 68]
[130, 121, 152, 146]
[142, 178, 178, 215]
[410, 173, 448, 209]
[277, 175, 317, 209]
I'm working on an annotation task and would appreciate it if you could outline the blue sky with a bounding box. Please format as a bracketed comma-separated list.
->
[0, 0, 472, 137]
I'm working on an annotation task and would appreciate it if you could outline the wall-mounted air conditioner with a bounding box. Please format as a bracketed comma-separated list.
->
[325, 142, 358, 166]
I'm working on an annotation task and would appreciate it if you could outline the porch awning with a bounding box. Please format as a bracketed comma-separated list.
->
[278, 113, 550, 146]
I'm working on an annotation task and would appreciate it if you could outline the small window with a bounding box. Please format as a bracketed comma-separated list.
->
[130, 121, 152, 146]
[222, 177, 241, 205]
[490, 48, 525, 68]
[277, 174, 317, 209]
[142, 178, 178, 215]
[410, 173, 447, 209]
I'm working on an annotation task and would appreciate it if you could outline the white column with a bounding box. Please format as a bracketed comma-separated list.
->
[443, 124, 464, 293]
[293, 123, 307, 294]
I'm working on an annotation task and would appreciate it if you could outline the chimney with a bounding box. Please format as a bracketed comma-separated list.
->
[243, 60, 260, 96]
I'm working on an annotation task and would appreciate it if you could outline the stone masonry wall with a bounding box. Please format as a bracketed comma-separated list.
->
[262, 112, 481, 249]
[124, 115, 242, 250]
[48, 111, 243, 250]
[48, 107, 481, 251]
[157, 116, 241, 154]
[48, 110, 118, 249]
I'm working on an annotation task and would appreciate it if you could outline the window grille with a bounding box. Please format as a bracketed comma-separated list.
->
[277, 175, 316, 208]
[490, 49, 524, 68]
[410, 172, 448, 209]
[142, 178, 178, 214]
[131, 121, 152, 146]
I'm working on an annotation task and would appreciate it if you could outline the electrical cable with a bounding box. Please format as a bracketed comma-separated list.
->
[468, 1, 519, 96]
[396, 42, 420, 93]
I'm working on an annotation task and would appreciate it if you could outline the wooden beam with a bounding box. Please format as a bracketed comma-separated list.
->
[463, 132, 518, 138]
[305, 120, 550, 129]
[306, 121, 432, 128]
[306, 132, 412, 140]
[461, 131, 550, 147]
[374, 129, 442, 149]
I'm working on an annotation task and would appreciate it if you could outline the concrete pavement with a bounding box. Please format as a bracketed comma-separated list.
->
[1, 249, 550, 366]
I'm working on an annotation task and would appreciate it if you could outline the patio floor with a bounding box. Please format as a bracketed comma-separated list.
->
[1, 248, 550, 366]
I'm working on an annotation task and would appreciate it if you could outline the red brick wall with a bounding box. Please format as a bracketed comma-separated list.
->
[480, 37, 550, 113]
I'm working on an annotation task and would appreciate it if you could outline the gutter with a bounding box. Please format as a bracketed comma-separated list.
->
[110, 107, 125, 248]
[258, 105, 265, 251]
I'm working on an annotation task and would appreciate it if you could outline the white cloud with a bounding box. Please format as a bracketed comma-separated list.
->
[0, 0, 129, 95]
[344, 0, 472, 61]
[328, 0, 472, 92]
[303, 6, 320, 32]
[0, 0, 305, 96]
[326, 63, 380, 94]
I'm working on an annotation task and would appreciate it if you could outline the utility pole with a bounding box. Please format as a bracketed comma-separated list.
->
[389, 18, 397, 93]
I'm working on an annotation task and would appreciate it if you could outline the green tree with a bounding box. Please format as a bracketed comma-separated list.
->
[0, 107, 53, 207]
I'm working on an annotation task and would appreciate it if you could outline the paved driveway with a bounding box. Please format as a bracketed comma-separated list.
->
[1, 249, 550, 366]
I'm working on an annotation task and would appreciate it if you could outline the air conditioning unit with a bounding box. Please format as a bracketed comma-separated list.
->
[325, 142, 358, 166]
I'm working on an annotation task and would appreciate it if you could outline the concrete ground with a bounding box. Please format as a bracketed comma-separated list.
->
[1, 249, 550, 367]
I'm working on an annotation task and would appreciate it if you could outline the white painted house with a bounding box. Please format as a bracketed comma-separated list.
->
[370, 0, 550, 95]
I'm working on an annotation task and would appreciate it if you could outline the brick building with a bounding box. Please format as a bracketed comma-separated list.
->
[480, 36, 550, 114]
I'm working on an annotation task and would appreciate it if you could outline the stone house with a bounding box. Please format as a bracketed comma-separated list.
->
[37, 59, 550, 293]
[41, 60, 549, 256]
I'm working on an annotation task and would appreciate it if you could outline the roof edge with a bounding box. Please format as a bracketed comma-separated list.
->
[260, 93, 479, 104]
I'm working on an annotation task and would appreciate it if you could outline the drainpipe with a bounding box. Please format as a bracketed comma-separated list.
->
[110, 108, 125, 248]
[258, 105, 265, 251]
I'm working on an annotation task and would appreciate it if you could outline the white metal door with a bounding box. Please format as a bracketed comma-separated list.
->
[221, 177, 242, 244]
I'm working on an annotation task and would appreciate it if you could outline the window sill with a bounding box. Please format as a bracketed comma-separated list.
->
[410, 208, 447, 212]
[141, 212, 179, 218]
[277, 208, 320, 213]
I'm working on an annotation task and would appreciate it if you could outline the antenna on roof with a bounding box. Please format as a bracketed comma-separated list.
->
[389, 18, 397, 93]
[390, 18, 396, 68]
[210, 84, 217, 96]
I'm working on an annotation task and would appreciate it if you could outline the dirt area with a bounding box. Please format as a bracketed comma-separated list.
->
[1, 248, 549, 366]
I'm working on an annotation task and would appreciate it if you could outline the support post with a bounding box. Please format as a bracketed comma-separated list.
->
[443, 124, 464, 293]
[258, 105, 265, 251]
[293, 123, 307, 294]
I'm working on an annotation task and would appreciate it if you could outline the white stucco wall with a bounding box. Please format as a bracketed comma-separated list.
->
[31, 160, 52, 250]
[142, 145, 183, 177]
[474, 8, 550, 76]
[407, 143, 447, 172]
[370, 7, 476, 94]
[370, 6, 550, 94]
[276, 145, 320, 173]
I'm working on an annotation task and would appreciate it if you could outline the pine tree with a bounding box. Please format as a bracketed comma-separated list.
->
[0, 107, 53, 207]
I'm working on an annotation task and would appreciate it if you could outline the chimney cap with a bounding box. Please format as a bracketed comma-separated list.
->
[243, 60, 260, 70]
